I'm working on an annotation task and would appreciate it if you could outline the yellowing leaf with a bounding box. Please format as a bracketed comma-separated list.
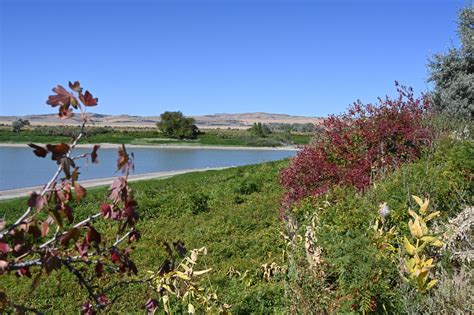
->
[193, 268, 212, 276]
[404, 237, 416, 255]
[409, 217, 424, 238]
[420, 220, 429, 236]
[188, 303, 195, 314]
[419, 199, 429, 214]
[408, 209, 418, 219]
[423, 258, 434, 268]
[427, 279, 438, 290]
[175, 271, 190, 280]
[425, 211, 440, 222]
[412, 195, 424, 207]
[432, 239, 444, 247]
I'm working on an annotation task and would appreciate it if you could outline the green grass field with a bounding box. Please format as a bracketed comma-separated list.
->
[0, 126, 312, 147]
[0, 161, 289, 313]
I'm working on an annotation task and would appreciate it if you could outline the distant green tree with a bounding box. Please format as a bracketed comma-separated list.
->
[248, 122, 271, 138]
[427, 6, 473, 119]
[11, 119, 30, 132]
[157, 111, 199, 139]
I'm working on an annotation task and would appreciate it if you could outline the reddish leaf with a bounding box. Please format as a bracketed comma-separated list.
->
[26, 220, 41, 238]
[123, 200, 138, 224]
[57, 183, 73, 203]
[46, 85, 78, 108]
[98, 294, 109, 306]
[0, 242, 10, 254]
[60, 228, 80, 247]
[58, 106, 74, 119]
[81, 300, 96, 315]
[46, 143, 70, 161]
[109, 177, 127, 203]
[100, 203, 112, 219]
[16, 267, 31, 278]
[91, 145, 100, 164]
[27, 192, 45, 211]
[59, 157, 75, 179]
[68, 80, 83, 93]
[129, 230, 141, 243]
[71, 167, 80, 182]
[59, 204, 74, 224]
[143, 298, 159, 313]
[28, 143, 48, 158]
[42, 252, 61, 274]
[75, 240, 89, 258]
[79, 90, 98, 106]
[116, 144, 129, 173]
[74, 182, 87, 202]
[41, 221, 50, 237]
[85, 226, 101, 245]
[0, 260, 8, 273]
[110, 250, 121, 264]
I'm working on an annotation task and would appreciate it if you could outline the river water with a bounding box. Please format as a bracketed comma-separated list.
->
[0, 146, 296, 190]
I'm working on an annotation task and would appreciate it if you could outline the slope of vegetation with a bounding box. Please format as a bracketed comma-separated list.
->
[285, 136, 473, 313]
[0, 161, 289, 313]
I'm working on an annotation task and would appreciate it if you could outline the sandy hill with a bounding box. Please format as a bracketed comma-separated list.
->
[0, 112, 323, 129]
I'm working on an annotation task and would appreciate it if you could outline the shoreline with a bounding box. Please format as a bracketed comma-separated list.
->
[0, 167, 233, 200]
[0, 142, 300, 151]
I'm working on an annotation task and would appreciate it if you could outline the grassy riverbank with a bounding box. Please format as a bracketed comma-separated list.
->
[0, 126, 312, 147]
[0, 136, 472, 313]
[0, 161, 289, 313]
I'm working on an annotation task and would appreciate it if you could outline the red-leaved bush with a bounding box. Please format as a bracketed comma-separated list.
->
[280, 83, 433, 207]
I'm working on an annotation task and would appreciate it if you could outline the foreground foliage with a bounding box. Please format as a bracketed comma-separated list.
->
[0, 160, 288, 313]
[285, 137, 473, 313]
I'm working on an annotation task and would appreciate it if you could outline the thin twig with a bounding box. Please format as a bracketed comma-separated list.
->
[62, 259, 102, 308]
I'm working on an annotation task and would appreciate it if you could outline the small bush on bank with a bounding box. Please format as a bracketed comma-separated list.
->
[280, 83, 433, 206]
[187, 192, 210, 214]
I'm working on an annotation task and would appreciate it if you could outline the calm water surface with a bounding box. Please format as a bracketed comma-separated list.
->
[0, 147, 296, 190]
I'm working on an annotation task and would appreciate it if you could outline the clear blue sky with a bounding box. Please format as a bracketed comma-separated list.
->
[0, 0, 467, 117]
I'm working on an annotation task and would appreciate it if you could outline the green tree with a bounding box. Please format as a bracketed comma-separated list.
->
[11, 119, 30, 132]
[427, 6, 473, 119]
[248, 122, 271, 138]
[157, 111, 199, 139]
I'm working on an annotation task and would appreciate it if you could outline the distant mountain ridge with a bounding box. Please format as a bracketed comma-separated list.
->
[0, 112, 323, 129]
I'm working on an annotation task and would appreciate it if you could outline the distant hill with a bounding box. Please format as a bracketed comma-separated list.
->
[0, 112, 323, 129]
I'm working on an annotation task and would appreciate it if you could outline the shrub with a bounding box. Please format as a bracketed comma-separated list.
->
[280, 83, 433, 206]
[235, 180, 261, 195]
[187, 192, 210, 214]
[11, 119, 30, 132]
